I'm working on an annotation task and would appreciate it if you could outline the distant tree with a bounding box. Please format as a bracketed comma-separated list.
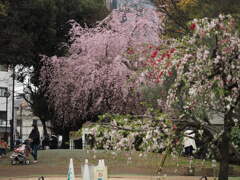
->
[0, 0, 108, 137]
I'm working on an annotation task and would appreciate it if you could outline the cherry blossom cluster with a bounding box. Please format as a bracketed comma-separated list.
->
[145, 14, 240, 117]
[40, 6, 162, 126]
[87, 112, 181, 153]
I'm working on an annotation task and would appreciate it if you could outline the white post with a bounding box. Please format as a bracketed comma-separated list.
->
[69, 139, 74, 150]
[83, 159, 91, 180]
[82, 128, 85, 150]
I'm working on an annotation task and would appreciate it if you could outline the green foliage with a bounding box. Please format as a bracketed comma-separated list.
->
[231, 127, 240, 152]
[0, 1, 7, 16]
[0, 0, 108, 68]
[152, 0, 240, 37]
[177, 0, 198, 10]
[69, 130, 82, 139]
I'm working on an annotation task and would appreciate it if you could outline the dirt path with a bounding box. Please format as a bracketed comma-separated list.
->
[0, 176, 221, 180]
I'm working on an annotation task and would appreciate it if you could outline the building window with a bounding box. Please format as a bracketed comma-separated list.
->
[0, 64, 8, 72]
[0, 111, 7, 125]
[0, 87, 8, 97]
[17, 119, 22, 126]
[112, 0, 118, 9]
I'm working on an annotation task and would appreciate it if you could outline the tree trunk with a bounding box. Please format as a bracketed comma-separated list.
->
[218, 112, 232, 180]
[218, 130, 229, 180]
[61, 129, 70, 149]
[41, 119, 48, 137]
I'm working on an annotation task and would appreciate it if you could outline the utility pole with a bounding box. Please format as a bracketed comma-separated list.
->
[2, 88, 10, 143]
[10, 66, 15, 150]
[20, 104, 23, 139]
[5, 94, 8, 134]
[4, 89, 10, 143]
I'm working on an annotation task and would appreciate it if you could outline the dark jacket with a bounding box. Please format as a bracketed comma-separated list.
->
[29, 127, 40, 145]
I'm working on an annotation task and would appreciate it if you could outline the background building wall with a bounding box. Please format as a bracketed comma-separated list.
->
[16, 100, 46, 141]
[0, 65, 13, 141]
[15, 99, 53, 148]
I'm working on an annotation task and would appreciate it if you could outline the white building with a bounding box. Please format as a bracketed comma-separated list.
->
[105, 0, 119, 10]
[15, 99, 45, 141]
[105, 0, 155, 10]
[0, 64, 13, 142]
[0, 65, 27, 144]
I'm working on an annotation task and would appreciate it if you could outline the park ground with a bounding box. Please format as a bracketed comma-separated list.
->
[0, 150, 240, 180]
[1, 176, 240, 180]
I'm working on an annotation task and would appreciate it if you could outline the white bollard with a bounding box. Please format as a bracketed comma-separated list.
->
[83, 159, 91, 180]
[67, 158, 75, 180]
[101, 160, 105, 167]
[94, 159, 108, 180]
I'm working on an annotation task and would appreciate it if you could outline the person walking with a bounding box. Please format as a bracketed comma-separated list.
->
[0, 138, 8, 158]
[183, 130, 196, 157]
[29, 123, 40, 163]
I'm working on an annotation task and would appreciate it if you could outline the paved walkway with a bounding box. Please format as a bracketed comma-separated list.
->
[0, 176, 219, 180]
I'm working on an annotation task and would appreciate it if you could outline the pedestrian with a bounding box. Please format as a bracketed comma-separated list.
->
[29, 123, 40, 163]
[0, 138, 8, 158]
[183, 130, 196, 156]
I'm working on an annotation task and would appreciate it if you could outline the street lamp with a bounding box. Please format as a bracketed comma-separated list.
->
[4, 90, 10, 142]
